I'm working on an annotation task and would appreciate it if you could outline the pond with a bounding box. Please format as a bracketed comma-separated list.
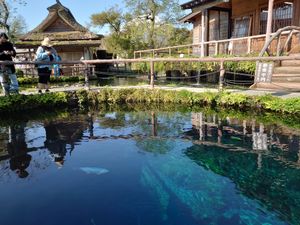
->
[0, 108, 299, 225]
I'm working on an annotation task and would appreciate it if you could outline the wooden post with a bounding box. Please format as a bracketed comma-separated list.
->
[219, 61, 225, 91]
[247, 37, 251, 54]
[276, 34, 282, 56]
[140, 52, 142, 58]
[169, 48, 172, 57]
[84, 64, 90, 90]
[92, 65, 95, 76]
[215, 42, 218, 55]
[134, 52, 136, 59]
[187, 46, 190, 56]
[201, 10, 206, 57]
[265, 0, 274, 44]
[151, 112, 157, 136]
[150, 60, 155, 89]
[199, 112, 203, 141]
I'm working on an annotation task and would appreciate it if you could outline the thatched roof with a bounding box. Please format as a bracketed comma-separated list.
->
[18, 0, 101, 44]
[15, 39, 103, 49]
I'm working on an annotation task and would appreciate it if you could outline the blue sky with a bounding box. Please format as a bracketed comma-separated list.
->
[16, 0, 189, 34]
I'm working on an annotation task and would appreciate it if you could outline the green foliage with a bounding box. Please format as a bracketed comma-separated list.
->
[255, 95, 300, 114]
[0, 92, 68, 112]
[17, 76, 85, 85]
[0, 89, 299, 117]
[91, 1, 190, 57]
[133, 58, 254, 75]
[224, 61, 256, 75]
[215, 92, 250, 108]
[15, 69, 24, 77]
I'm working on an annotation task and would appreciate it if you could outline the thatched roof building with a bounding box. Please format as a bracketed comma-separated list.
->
[15, 0, 103, 60]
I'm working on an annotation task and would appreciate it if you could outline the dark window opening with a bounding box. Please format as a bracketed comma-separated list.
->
[232, 16, 252, 38]
[260, 1, 293, 34]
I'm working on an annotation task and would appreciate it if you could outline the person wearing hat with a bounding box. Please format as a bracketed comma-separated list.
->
[35, 37, 58, 93]
[0, 32, 19, 95]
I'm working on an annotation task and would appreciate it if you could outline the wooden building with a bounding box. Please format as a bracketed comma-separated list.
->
[15, 0, 103, 61]
[180, 0, 300, 55]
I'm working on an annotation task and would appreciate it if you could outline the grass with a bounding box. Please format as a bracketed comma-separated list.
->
[0, 88, 298, 116]
[0, 88, 298, 131]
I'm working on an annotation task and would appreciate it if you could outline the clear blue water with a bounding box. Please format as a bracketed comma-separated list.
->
[0, 109, 299, 225]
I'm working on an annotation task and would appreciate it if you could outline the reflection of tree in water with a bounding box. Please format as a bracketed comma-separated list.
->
[97, 112, 126, 129]
[185, 145, 300, 225]
[135, 112, 190, 154]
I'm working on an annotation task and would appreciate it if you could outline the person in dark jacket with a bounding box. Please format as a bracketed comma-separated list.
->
[0, 32, 19, 95]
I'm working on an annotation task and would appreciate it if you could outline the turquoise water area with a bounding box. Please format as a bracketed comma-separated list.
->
[0, 109, 299, 225]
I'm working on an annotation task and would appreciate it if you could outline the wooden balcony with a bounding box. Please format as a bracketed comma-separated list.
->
[134, 30, 300, 58]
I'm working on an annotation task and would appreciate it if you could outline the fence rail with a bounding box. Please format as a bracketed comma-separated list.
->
[0, 55, 300, 91]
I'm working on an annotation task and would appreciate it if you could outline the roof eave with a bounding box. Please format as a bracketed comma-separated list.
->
[181, 0, 229, 9]
[179, 11, 202, 23]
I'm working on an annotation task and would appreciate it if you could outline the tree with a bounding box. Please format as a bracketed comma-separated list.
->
[9, 15, 27, 41]
[91, 2, 190, 58]
[0, 0, 27, 38]
[125, 0, 182, 48]
[91, 7, 123, 35]
[91, 6, 130, 58]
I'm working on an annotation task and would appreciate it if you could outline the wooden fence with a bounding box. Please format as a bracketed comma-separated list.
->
[1, 55, 300, 90]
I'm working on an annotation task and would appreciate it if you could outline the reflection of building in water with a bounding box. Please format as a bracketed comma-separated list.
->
[252, 122, 268, 151]
[190, 112, 300, 166]
[44, 117, 89, 167]
[0, 127, 9, 159]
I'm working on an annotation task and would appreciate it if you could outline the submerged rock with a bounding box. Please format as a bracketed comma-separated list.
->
[79, 167, 109, 175]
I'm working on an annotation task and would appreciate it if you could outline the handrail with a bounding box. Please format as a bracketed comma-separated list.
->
[259, 26, 300, 57]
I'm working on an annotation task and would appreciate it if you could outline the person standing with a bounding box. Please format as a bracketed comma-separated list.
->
[35, 37, 57, 93]
[0, 32, 19, 96]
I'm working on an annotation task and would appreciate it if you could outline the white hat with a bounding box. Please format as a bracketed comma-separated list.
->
[41, 37, 53, 47]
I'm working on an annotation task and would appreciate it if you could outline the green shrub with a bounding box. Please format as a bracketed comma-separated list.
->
[0, 89, 298, 116]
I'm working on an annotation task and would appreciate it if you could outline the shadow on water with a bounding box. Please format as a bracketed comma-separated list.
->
[0, 105, 299, 225]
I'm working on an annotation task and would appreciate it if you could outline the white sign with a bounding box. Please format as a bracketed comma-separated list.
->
[255, 62, 273, 83]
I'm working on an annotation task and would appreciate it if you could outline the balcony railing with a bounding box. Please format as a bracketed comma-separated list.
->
[134, 30, 300, 58]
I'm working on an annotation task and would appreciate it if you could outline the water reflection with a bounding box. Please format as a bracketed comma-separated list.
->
[189, 112, 300, 155]
[8, 122, 32, 178]
[0, 114, 90, 178]
[0, 109, 298, 225]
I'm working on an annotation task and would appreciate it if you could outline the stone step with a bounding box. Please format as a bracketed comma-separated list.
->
[273, 67, 300, 74]
[272, 76, 300, 82]
[254, 82, 300, 91]
[289, 53, 300, 56]
[281, 60, 300, 67]
[272, 73, 300, 77]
